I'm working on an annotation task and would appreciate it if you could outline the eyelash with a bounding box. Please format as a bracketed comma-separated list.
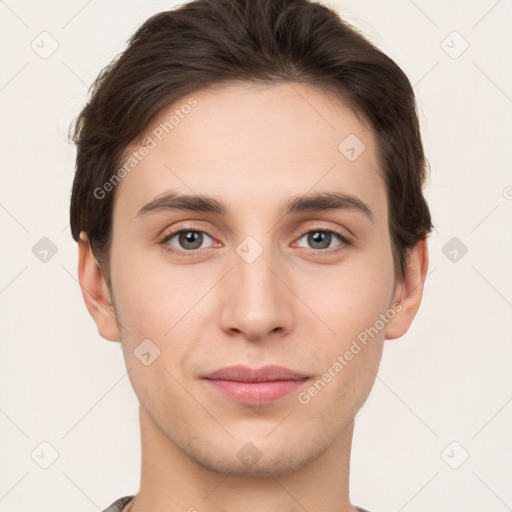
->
[158, 225, 352, 257]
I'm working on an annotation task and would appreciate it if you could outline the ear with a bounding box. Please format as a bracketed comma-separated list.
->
[77, 231, 121, 342]
[385, 238, 429, 340]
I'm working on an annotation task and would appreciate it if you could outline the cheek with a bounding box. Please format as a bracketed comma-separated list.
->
[110, 247, 182, 330]
[293, 244, 394, 382]
[110, 253, 214, 381]
[110, 222, 395, 348]
[297, 259, 394, 334]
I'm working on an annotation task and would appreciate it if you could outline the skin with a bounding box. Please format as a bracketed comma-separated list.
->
[77, 81, 428, 512]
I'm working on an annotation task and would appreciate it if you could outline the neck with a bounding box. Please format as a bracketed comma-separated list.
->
[128, 405, 357, 512]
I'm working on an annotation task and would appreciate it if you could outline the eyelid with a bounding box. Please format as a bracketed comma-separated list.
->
[292, 225, 351, 251]
[158, 222, 352, 255]
[159, 223, 220, 256]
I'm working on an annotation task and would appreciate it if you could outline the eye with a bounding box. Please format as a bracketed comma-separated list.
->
[161, 229, 216, 252]
[159, 226, 351, 256]
[295, 229, 350, 251]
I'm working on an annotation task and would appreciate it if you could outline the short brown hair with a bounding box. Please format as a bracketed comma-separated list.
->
[69, 0, 433, 287]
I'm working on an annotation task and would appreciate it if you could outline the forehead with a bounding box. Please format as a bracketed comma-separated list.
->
[113, 81, 386, 222]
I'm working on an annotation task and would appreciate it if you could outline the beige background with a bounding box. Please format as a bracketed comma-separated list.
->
[0, 0, 511, 510]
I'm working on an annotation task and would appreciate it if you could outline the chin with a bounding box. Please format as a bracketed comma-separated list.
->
[188, 437, 324, 478]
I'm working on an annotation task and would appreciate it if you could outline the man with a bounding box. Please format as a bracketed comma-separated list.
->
[69, 0, 433, 510]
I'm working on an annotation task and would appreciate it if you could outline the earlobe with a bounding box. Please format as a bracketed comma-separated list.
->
[384, 238, 429, 340]
[77, 231, 121, 342]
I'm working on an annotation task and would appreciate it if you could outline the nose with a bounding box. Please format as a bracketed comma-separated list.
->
[218, 245, 294, 343]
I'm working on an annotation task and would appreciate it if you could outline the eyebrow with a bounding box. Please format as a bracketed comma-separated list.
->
[136, 190, 375, 223]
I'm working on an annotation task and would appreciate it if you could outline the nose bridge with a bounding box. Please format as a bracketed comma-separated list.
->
[219, 235, 291, 340]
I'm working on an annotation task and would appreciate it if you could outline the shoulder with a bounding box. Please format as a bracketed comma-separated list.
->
[101, 497, 371, 512]
[101, 496, 135, 512]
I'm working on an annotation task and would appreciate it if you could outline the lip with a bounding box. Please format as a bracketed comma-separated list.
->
[201, 365, 310, 405]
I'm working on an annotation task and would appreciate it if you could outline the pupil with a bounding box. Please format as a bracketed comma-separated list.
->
[180, 231, 202, 249]
[310, 231, 329, 249]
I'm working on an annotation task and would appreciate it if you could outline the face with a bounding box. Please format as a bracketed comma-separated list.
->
[100, 82, 407, 476]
